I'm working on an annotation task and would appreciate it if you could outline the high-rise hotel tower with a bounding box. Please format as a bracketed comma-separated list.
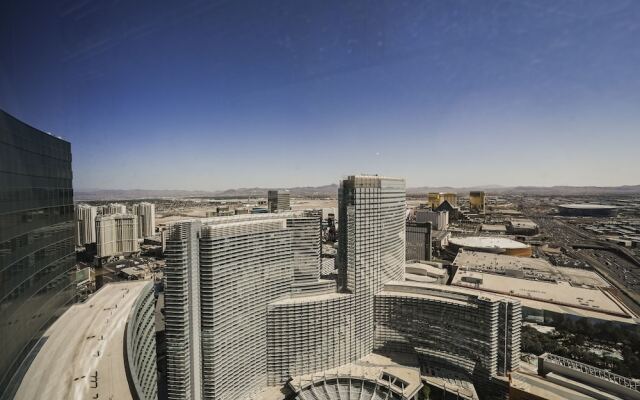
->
[164, 175, 519, 400]
[164, 175, 407, 400]
[336, 176, 406, 354]
[133, 202, 156, 238]
[74, 203, 97, 246]
[165, 212, 326, 400]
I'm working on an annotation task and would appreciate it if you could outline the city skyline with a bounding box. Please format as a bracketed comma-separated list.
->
[2, 2, 640, 399]
[1, 1, 639, 190]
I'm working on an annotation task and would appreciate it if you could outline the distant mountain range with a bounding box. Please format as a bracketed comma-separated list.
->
[75, 184, 640, 201]
[406, 185, 640, 196]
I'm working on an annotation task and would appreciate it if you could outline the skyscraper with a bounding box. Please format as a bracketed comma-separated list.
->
[165, 175, 410, 398]
[164, 174, 519, 400]
[105, 202, 127, 215]
[406, 222, 432, 261]
[267, 190, 291, 213]
[0, 110, 76, 394]
[164, 213, 322, 400]
[267, 176, 407, 387]
[336, 175, 406, 350]
[337, 176, 406, 290]
[427, 192, 457, 209]
[75, 203, 97, 246]
[427, 192, 441, 209]
[95, 214, 139, 259]
[133, 202, 156, 238]
[470, 191, 486, 213]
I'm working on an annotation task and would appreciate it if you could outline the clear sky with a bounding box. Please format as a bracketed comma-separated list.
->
[1, 0, 639, 190]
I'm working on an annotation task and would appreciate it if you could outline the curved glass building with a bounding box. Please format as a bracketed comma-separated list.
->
[0, 110, 75, 394]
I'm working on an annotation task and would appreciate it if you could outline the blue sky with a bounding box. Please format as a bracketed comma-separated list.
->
[1, 0, 639, 190]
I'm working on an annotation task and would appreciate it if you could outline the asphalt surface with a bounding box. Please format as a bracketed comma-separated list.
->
[532, 216, 640, 316]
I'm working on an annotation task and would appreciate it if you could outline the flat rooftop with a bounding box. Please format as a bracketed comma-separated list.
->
[511, 371, 596, 400]
[559, 204, 618, 210]
[452, 251, 611, 288]
[510, 218, 538, 229]
[481, 224, 507, 232]
[269, 291, 350, 305]
[518, 295, 636, 323]
[405, 274, 439, 283]
[449, 236, 529, 249]
[490, 209, 521, 214]
[453, 250, 555, 272]
[405, 262, 447, 277]
[451, 270, 632, 318]
[14, 281, 149, 400]
[381, 280, 511, 304]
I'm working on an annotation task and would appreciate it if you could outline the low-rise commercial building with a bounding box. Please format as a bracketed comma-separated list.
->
[452, 250, 610, 288]
[481, 224, 508, 234]
[451, 267, 636, 323]
[508, 218, 539, 235]
[531, 353, 640, 400]
[558, 204, 618, 217]
[448, 236, 532, 257]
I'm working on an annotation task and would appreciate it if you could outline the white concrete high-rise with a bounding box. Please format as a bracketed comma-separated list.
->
[267, 176, 407, 385]
[267, 190, 291, 213]
[133, 202, 156, 238]
[406, 221, 432, 261]
[416, 209, 449, 230]
[336, 175, 406, 352]
[165, 176, 408, 399]
[164, 175, 521, 400]
[75, 204, 97, 246]
[104, 203, 127, 215]
[164, 212, 322, 400]
[96, 214, 139, 258]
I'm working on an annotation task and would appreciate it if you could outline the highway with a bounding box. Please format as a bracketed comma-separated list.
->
[532, 216, 640, 316]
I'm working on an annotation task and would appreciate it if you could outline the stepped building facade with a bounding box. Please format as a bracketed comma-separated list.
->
[164, 175, 520, 400]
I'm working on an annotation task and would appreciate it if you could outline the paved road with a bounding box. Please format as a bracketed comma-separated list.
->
[531, 216, 640, 315]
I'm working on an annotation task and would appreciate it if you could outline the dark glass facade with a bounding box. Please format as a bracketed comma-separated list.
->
[0, 110, 75, 393]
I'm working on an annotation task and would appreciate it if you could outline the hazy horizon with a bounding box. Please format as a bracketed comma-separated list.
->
[2, 1, 639, 190]
[75, 181, 640, 193]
